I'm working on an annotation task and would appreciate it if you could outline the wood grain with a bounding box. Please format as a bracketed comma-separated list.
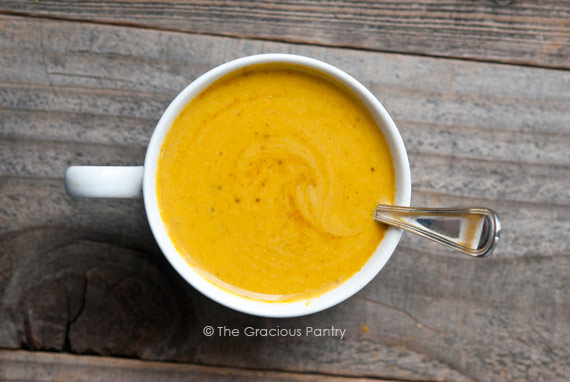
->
[0, 15, 569, 382]
[0, 350, 401, 382]
[0, 0, 569, 69]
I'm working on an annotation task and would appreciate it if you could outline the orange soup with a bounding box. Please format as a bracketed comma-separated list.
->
[157, 64, 395, 301]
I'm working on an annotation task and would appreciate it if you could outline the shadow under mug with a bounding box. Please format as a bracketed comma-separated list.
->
[65, 54, 412, 317]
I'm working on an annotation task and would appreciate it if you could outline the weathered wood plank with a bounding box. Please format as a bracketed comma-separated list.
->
[0, 15, 569, 382]
[1, 222, 567, 381]
[0, 0, 569, 69]
[1, 136, 568, 206]
[0, 350, 401, 382]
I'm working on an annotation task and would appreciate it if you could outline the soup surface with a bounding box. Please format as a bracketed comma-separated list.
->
[157, 64, 395, 301]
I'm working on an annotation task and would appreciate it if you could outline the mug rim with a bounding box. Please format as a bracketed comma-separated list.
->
[143, 53, 411, 317]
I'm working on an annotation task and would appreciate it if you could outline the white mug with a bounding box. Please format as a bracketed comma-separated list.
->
[65, 54, 412, 317]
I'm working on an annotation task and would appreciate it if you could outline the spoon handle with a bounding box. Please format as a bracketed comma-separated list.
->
[374, 205, 501, 257]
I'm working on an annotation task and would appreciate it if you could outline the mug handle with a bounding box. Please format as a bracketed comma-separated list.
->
[65, 166, 144, 198]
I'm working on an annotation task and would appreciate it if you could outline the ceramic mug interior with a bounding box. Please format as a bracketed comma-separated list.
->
[143, 54, 411, 317]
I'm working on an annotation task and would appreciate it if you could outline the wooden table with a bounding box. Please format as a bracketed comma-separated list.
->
[0, 1, 568, 381]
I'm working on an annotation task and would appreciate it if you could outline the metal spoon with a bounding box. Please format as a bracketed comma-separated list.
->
[374, 205, 501, 257]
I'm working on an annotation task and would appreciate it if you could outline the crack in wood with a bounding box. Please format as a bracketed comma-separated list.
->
[354, 295, 445, 336]
[47, 71, 138, 84]
[63, 276, 87, 352]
